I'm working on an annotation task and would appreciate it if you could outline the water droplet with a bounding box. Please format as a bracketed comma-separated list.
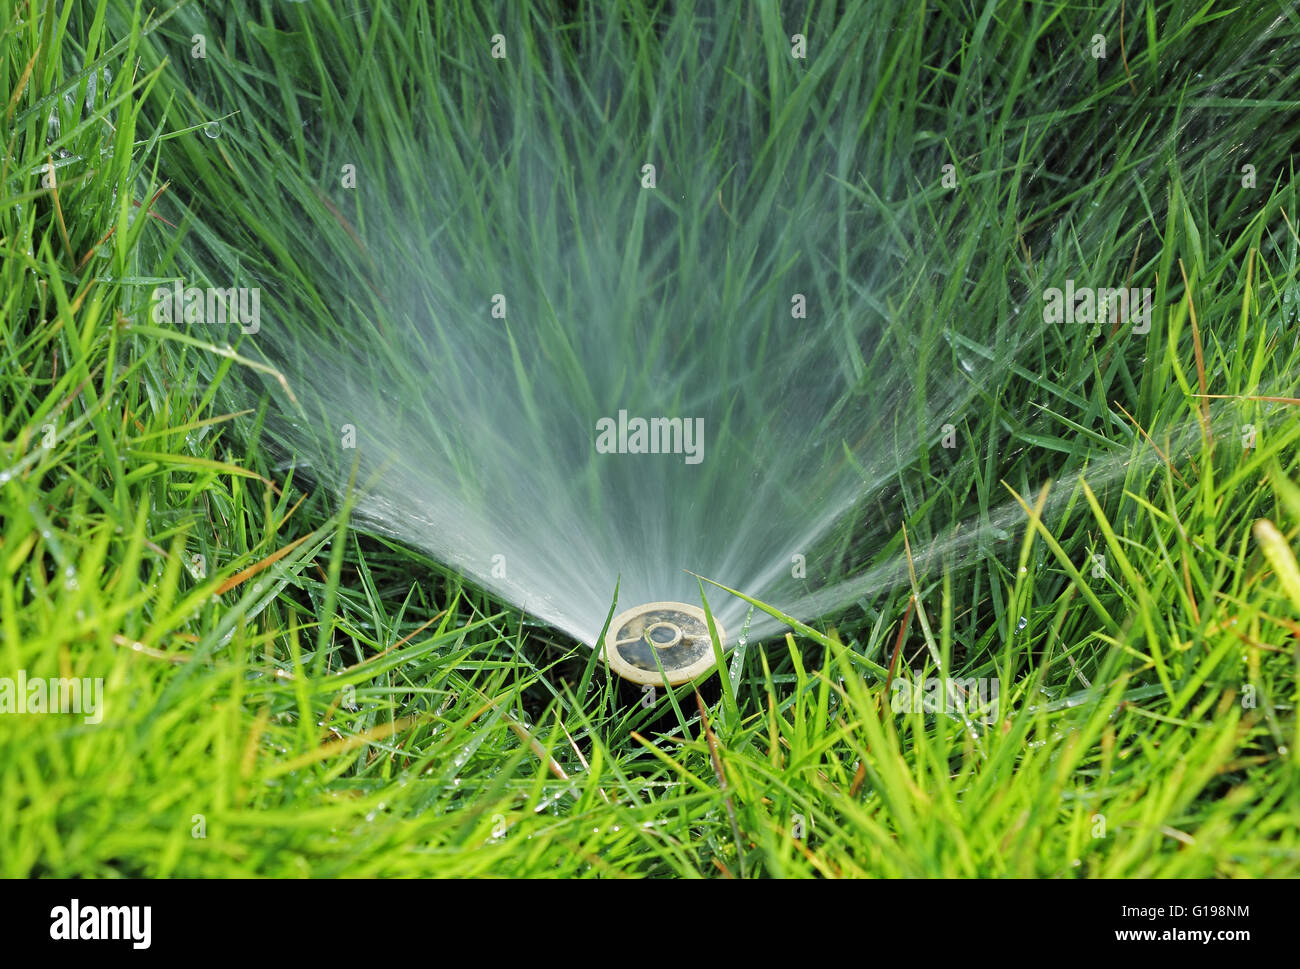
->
[204, 122, 221, 139]
[1015, 616, 1027, 632]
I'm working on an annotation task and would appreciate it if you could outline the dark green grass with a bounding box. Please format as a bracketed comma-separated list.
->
[2, 0, 1299, 876]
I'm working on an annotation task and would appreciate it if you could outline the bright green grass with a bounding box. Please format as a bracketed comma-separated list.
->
[2, 0, 1299, 876]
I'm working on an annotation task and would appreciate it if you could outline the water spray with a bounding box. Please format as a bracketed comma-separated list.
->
[151, 2, 1300, 688]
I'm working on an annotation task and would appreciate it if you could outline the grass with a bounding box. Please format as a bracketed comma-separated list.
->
[2, 0, 1299, 876]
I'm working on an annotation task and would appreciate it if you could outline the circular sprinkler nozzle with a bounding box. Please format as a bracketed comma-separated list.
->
[603, 602, 726, 686]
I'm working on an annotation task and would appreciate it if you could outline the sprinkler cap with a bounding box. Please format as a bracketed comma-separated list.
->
[603, 601, 726, 686]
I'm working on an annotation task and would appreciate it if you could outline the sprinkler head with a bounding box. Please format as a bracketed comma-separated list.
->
[603, 601, 726, 686]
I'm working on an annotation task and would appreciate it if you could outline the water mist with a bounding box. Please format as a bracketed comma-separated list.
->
[157, 3, 1297, 687]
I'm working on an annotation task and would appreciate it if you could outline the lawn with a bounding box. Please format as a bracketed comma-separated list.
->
[2, 0, 1298, 877]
